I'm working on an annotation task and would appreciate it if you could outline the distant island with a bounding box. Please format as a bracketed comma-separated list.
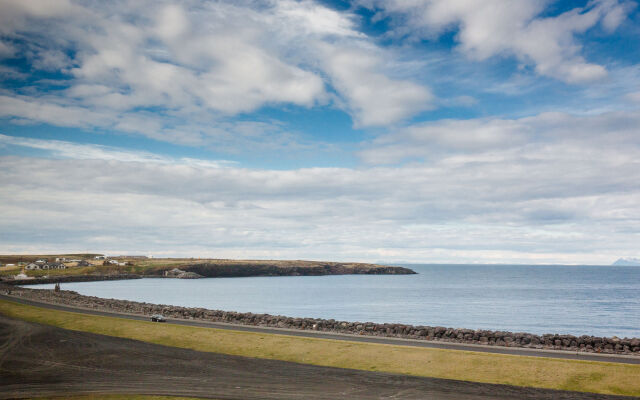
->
[612, 258, 640, 266]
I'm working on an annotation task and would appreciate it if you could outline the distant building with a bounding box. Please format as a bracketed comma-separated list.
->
[94, 255, 106, 260]
[26, 263, 40, 270]
[42, 263, 66, 270]
[77, 260, 91, 267]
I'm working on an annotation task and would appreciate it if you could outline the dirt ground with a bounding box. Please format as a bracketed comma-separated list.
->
[0, 315, 634, 400]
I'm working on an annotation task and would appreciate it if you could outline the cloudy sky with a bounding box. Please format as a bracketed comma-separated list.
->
[1, 0, 639, 264]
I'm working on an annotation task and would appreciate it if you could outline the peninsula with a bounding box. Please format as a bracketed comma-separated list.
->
[0, 255, 416, 285]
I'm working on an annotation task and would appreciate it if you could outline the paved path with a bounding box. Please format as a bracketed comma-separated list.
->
[2, 293, 639, 365]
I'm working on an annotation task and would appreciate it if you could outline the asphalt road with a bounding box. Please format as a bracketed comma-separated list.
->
[1, 315, 635, 400]
[1, 293, 639, 365]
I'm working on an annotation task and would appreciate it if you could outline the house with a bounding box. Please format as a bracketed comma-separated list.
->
[26, 263, 41, 270]
[42, 263, 66, 270]
[107, 259, 120, 265]
[77, 260, 91, 267]
[35, 259, 47, 264]
[94, 255, 106, 260]
[55, 257, 69, 262]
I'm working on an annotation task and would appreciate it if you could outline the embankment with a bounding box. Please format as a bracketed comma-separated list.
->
[3, 283, 638, 356]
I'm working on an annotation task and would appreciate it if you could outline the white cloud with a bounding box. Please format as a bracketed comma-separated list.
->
[360, 110, 640, 164]
[320, 43, 434, 127]
[361, 0, 634, 83]
[0, 133, 235, 167]
[0, 93, 334, 157]
[1, 109, 639, 264]
[0, 0, 433, 136]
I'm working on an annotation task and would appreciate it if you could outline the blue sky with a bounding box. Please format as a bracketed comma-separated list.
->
[0, 0, 639, 264]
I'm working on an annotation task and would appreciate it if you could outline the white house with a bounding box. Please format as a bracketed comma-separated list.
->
[42, 263, 66, 270]
[25, 263, 40, 270]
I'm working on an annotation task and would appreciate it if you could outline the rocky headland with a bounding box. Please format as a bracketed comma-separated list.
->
[2, 283, 638, 356]
[4, 260, 415, 285]
[174, 261, 416, 278]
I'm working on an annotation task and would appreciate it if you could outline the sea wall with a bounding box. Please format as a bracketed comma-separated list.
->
[3, 284, 638, 355]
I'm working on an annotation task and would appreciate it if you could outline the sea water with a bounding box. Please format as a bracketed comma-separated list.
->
[29, 264, 640, 337]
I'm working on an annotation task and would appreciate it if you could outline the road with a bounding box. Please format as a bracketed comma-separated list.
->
[0, 314, 634, 400]
[1, 293, 639, 365]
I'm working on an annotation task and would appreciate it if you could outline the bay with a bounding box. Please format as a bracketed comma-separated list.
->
[30, 264, 640, 337]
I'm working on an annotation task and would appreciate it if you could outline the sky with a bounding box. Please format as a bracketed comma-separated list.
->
[0, 0, 639, 264]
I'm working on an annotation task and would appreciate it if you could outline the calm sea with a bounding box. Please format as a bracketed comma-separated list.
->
[30, 264, 640, 338]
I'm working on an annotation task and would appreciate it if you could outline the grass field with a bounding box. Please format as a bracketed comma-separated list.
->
[1, 299, 639, 397]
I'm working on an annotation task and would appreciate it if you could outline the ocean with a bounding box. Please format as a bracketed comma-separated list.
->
[29, 264, 640, 337]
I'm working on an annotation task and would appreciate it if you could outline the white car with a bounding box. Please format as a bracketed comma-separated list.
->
[150, 314, 166, 322]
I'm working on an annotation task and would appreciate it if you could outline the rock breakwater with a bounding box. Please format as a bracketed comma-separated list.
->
[3, 284, 638, 356]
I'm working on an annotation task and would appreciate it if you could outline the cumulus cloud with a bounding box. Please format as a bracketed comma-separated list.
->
[361, 0, 634, 83]
[320, 43, 434, 127]
[0, 0, 434, 141]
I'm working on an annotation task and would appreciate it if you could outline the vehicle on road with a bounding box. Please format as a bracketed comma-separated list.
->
[150, 314, 166, 322]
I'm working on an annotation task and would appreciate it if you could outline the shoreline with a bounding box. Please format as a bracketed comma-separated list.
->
[2, 261, 417, 285]
[3, 282, 638, 357]
[3, 274, 142, 285]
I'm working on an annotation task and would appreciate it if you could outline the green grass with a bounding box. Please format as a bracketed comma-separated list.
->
[2, 299, 640, 397]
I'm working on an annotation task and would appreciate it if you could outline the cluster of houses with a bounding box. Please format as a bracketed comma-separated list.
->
[25, 259, 67, 270]
[24, 258, 92, 270]
[2, 255, 142, 275]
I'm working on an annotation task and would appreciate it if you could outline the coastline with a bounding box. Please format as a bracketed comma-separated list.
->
[3, 274, 142, 286]
[3, 261, 416, 286]
[3, 282, 638, 357]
